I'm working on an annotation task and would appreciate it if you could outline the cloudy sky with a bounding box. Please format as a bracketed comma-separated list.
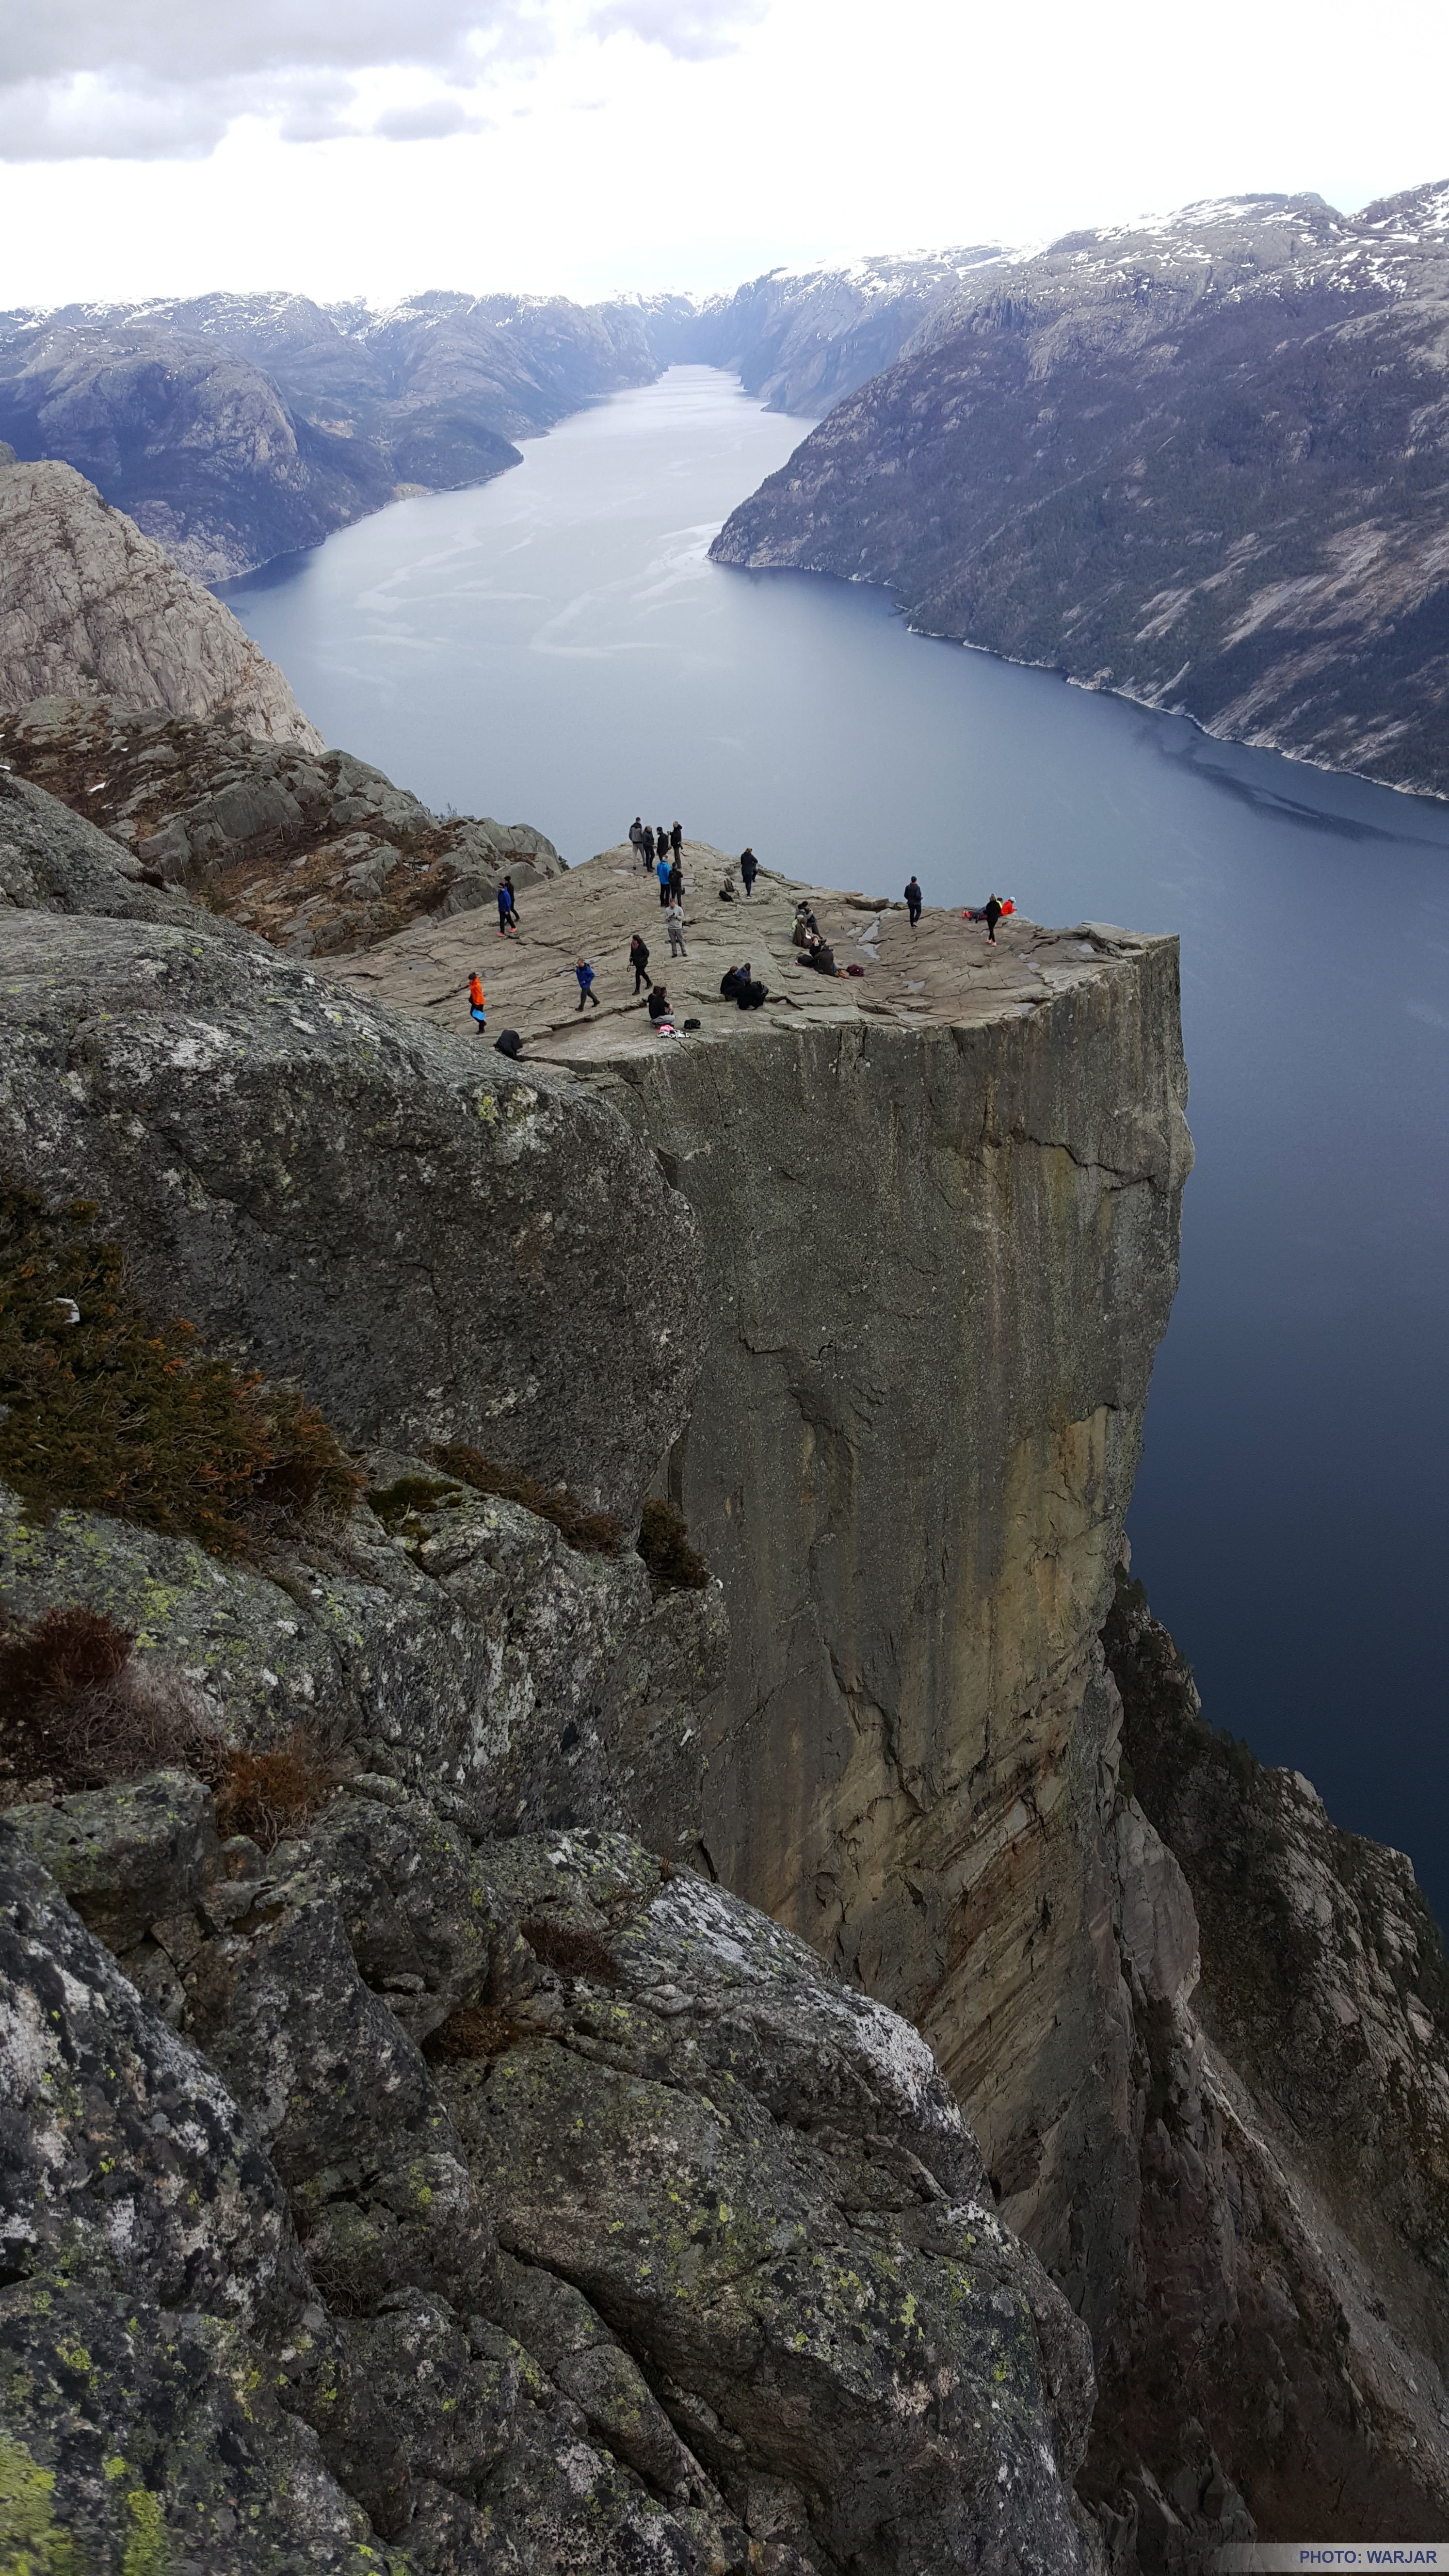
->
[1, 0, 1445, 307]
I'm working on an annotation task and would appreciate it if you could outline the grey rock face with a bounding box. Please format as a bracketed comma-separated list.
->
[1081, 1571, 1449, 2555]
[0, 693, 562, 954]
[712, 182, 1449, 797]
[595, 937, 1191, 2348]
[0, 455, 322, 744]
[1, 1783, 1099, 2571]
[0, 862, 697, 1517]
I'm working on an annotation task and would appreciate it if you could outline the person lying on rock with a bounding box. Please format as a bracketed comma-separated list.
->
[629, 933, 653, 994]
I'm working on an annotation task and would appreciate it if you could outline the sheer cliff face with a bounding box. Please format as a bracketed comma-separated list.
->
[0, 457, 322, 746]
[602, 940, 1192, 2337]
[711, 182, 1449, 796]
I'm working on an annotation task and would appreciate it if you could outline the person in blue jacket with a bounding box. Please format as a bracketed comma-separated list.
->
[656, 851, 672, 909]
[575, 957, 600, 1009]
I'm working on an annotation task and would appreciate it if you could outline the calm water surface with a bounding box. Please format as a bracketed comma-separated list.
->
[230, 367, 1449, 1921]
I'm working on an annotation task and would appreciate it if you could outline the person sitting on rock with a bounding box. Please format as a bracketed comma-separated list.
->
[629, 933, 653, 995]
[733, 962, 768, 1010]
[720, 964, 745, 1002]
[494, 1028, 523, 1059]
[648, 982, 673, 1026]
[810, 940, 836, 974]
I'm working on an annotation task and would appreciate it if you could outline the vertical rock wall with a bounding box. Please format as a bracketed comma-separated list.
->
[601, 940, 1191, 2338]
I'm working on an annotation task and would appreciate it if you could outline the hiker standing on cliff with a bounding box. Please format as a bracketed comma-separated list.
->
[656, 849, 673, 909]
[497, 877, 518, 936]
[740, 847, 758, 897]
[667, 852, 684, 904]
[670, 822, 683, 861]
[905, 874, 922, 928]
[984, 894, 1003, 944]
[666, 895, 687, 958]
[629, 933, 653, 995]
[642, 823, 656, 866]
[629, 817, 645, 865]
[575, 957, 600, 1010]
[468, 972, 486, 1034]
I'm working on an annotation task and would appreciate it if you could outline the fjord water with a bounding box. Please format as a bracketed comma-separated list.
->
[229, 365, 1449, 1920]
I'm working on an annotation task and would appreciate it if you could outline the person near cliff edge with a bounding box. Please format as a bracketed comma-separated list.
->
[984, 893, 1003, 944]
[905, 874, 922, 928]
[667, 852, 684, 903]
[575, 957, 600, 1009]
[670, 821, 683, 861]
[467, 972, 486, 1034]
[656, 850, 673, 909]
[629, 817, 645, 865]
[666, 895, 687, 958]
[740, 847, 758, 897]
[643, 823, 656, 866]
[648, 982, 673, 1027]
[629, 932, 653, 995]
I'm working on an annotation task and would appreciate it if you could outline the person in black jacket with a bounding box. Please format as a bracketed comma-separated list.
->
[984, 894, 1003, 944]
[740, 847, 758, 896]
[670, 821, 683, 860]
[494, 1028, 523, 1059]
[905, 874, 922, 928]
[629, 933, 653, 995]
[648, 983, 672, 1024]
[642, 824, 656, 865]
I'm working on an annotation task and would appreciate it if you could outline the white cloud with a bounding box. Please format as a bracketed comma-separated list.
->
[588, 0, 767, 59]
[0, 0, 765, 161]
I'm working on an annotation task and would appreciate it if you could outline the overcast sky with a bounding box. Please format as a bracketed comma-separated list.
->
[1, 0, 1445, 308]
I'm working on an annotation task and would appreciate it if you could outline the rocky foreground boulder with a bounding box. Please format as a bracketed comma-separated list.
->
[0, 693, 563, 952]
[0, 452, 322, 746]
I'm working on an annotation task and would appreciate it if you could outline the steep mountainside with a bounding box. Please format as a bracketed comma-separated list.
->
[349, 842, 1449, 2560]
[0, 291, 670, 580]
[0, 454, 321, 744]
[712, 182, 1449, 795]
[686, 247, 1004, 414]
[0, 785, 1101, 2574]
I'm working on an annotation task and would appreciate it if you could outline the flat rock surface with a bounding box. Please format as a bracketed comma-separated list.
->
[342, 839, 1160, 1059]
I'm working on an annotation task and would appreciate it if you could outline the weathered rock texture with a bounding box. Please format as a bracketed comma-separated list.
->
[713, 182, 1449, 796]
[685, 246, 1005, 414]
[0, 692, 562, 952]
[0, 784, 688, 1518]
[0, 455, 322, 744]
[1079, 1571, 1449, 2560]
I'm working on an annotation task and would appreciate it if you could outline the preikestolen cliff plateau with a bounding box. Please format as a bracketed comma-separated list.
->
[3, 8, 1449, 2567]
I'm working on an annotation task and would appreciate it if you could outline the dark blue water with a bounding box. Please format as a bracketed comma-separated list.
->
[229, 366, 1449, 1922]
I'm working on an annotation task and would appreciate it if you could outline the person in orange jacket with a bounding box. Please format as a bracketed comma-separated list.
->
[468, 972, 486, 1033]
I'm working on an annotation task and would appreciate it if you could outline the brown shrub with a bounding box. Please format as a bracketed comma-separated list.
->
[0, 1184, 362, 1558]
[431, 1443, 623, 1558]
[519, 1914, 622, 1987]
[212, 1726, 344, 1855]
[637, 1497, 708, 1592]
[423, 2003, 530, 2064]
[0, 1602, 221, 1798]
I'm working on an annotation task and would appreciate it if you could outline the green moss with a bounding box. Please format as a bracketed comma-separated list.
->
[119, 2488, 165, 2576]
[431, 1444, 623, 1558]
[0, 2435, 85, 2576]
[0, 1187, 360, 1559]
[365, 1475, 463, 1534]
